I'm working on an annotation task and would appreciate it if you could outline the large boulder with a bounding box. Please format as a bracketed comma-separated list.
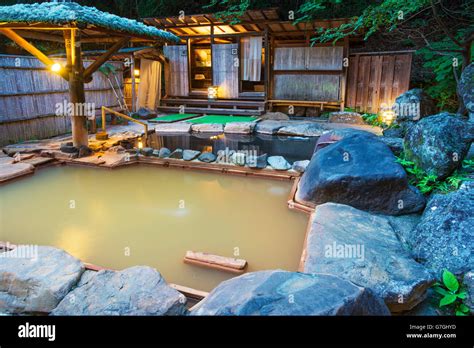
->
[52, 266, 187, 316]
[313, 128, 376, 153]
[458, 62, 474, 120]
[404, 113, 473, 179]
[386, 214, 422, 252]
[191, 270, 390, 315]
[0, 246, 84, 314]
[409, 181, 474, 276]
[379, 136, 404, 156]
[302, 203, 434, 312]
[394, 88, 437, 123]
[277, 122, 328, 137]
[296, 134, 426, 215]
[383, 127, 404, 138]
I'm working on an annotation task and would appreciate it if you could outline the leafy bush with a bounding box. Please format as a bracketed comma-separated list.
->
[362, 113, 385, 127]
[396, 155, 473, 194]
[417, 31, 474, 112]
[432, 270, 470, 316]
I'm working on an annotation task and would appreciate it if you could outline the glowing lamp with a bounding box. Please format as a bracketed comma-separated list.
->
[50, 63, 62, 73]
[380, 110, 396, 125]
[134, 69, 140, 77]
[208, 86, 218, 100]
[138, 140, 143, 149]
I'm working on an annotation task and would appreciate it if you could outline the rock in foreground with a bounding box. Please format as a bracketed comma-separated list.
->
[0, 246, 84, 314]
[404, 113, 473, 179]
[296, 134, 425, 215]
[191, 270, 390, 315]
[52, 266, 187, 316]
[410, 182, 474, 275]
[302, 203, 434, 312]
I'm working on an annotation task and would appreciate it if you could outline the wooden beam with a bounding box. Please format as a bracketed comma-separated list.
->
[13, 30, 64, 43]
[175, 31, 264, 39]
[84, 37, 130, 80]
[0, 28, 68, 80]
[81, 36, 152, 43]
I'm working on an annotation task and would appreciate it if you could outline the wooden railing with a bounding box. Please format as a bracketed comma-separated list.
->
[100, 106, 148, 146]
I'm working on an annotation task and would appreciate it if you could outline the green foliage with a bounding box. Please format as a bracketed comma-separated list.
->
[204, 0, 251, 23]
[432, 270, 470, 316]
[362, 113, 383, 127]
[396, 154, 473, 194]
[417, 32, 474, 111]
[300, 0, 431, 44]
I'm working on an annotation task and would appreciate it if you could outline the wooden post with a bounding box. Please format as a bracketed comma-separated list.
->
[264, 27, 270, 104]
[186, 38, 192, 93]
[64, 29, 88, 147]
[340, 37, 350, 112]
[131, 54, 137, 112]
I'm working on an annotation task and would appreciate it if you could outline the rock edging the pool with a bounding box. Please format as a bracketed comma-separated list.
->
[0, 245, 392, 316]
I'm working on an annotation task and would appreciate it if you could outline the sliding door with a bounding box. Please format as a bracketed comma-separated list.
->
[212, 44, 239, 99]
[163, 45, 189, 97]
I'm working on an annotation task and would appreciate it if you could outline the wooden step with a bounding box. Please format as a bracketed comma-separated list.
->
[162, 98, 265, 109]
[157, 106, 262, 116]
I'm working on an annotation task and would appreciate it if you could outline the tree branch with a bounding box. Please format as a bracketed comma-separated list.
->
[430, 0, 463, 47]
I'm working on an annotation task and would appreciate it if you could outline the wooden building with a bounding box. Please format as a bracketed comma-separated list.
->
[145, 8, 413, 116]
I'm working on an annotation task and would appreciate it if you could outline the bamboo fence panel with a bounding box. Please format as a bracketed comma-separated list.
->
[272, 46, 343, 101]
[0, 55, 122, 146]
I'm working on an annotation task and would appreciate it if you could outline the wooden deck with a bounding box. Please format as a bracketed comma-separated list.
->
[159, 97, 266, 116]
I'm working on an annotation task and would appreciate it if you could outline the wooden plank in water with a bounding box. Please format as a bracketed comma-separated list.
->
[184, 250, 247, 274]
[169, 283, 209, 300]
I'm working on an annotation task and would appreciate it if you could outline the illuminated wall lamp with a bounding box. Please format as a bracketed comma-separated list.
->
[50, 62, 62, 73]
[208, 85, 218, 101]
[134, 69, 140, 77]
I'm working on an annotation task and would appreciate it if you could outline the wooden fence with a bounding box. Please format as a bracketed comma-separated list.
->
[272, 46, 344, 102]
[346, 52, 412, 113]
[0, 55, 122, 146]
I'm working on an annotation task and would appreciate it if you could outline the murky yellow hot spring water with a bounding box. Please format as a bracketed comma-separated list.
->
[0, 165, 308, 291]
